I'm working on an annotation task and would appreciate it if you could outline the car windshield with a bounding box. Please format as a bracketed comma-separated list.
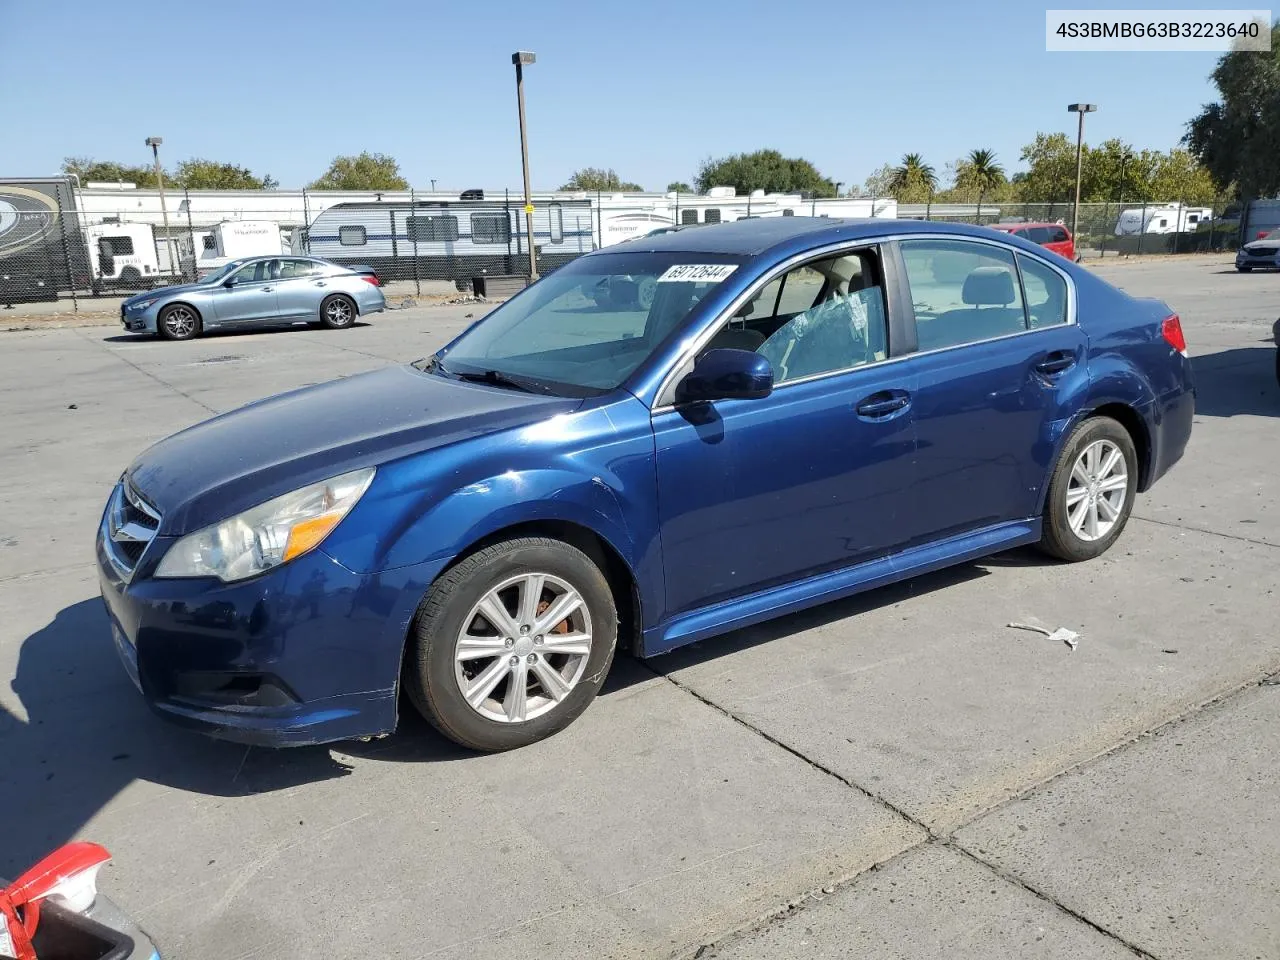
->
[423, 252, 745, 396]
[197, 261, 246, 284]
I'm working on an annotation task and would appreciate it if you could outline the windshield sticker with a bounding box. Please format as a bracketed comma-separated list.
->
[656, 264, 738, 284]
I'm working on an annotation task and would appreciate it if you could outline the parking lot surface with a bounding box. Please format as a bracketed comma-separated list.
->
[2, 254, 1278, 959]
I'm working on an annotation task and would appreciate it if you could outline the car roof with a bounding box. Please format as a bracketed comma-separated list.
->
[610, 217, 1032, 258]
[991, 222, 1067, 230]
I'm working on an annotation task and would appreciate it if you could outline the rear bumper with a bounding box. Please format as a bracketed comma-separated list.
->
[1144, 382, 1194, 490]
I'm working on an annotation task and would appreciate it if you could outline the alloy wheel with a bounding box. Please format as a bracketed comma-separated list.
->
[164, 307, 196, 338]
[453, 572, 593, 723]
[1065, 438, 1129, 541]
[325, 299, 353, 325]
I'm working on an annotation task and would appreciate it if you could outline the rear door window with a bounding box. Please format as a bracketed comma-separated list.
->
[899, 239, 1027, 350]
[1027, 226, 1052, 244]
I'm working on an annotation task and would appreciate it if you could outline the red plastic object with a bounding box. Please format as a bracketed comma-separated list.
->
[1, 843, 111, 960]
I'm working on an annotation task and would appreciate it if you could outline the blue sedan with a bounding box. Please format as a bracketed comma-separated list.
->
[96, 218, 1194, 751]
[119, 255, 386, 340]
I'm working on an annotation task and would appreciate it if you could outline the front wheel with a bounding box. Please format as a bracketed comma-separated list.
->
[157, 303, 201, 341]
[319, 294, 356, 329]
[1237, 265, 1252, 272]
[1037, 416, 1138, 562]
[405, 537, 618, 751]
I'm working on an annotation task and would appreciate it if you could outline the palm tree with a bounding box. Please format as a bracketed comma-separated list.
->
[957, 149, 1006, 217]
[889, 154, 937, 200]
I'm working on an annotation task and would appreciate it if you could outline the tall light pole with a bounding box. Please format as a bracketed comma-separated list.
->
[512, 51, 538, 282]
[144, 137, 172, 272]
[1067, 104, 1096, 243]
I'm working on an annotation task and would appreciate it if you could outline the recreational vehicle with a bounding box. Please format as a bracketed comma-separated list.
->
[0, 177, 91, 303]
[84, 222, 185, 291]
[193, 220, 290, 278]
[1114, 203, 1213, 236]
[303, 198, 593, 284]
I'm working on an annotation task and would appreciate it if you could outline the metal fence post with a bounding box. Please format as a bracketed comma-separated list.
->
[183, 187, 197, 281]
[410, 188, 421, 296]
[1172, 194, 1182, 254]
[56, 194, 79, 313]
[302, 188, 311, 253]
[596, 189, 602, 249]
[1137, 202, 1147, 255]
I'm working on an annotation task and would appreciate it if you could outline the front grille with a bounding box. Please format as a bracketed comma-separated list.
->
[101, 481, 161, 581]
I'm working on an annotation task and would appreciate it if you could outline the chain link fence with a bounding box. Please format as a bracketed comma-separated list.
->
[0, 182, 1269, 310]
[897, 198, 1243, 258]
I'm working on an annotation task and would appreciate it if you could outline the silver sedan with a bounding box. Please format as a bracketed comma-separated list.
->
[119, 255, 386, 340]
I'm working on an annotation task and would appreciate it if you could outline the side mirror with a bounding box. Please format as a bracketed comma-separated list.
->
[223, 278, 236, 288]
[676, 348, 773, 405]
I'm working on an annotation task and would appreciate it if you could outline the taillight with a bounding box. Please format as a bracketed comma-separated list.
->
[1161, 314, 1187, 356]
[361, 275, 380, 286]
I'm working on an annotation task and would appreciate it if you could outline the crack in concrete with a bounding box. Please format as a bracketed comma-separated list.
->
[76, 328, 219, 415]
[1133, 513, 1278, 550]
[647, 658, 1280, 960]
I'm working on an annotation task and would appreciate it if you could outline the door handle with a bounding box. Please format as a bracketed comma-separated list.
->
[314, 281, 327, 287]
[261, 286, 274, 292]
[855, 390, 911, 419]
[1033, 350, 1077, 376]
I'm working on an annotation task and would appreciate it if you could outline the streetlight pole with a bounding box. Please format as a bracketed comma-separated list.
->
[512, 51, 538, 283]
[430, 178, 437, 192]
[144, 137, 172, 273]
[1066, 104, 1096, 244]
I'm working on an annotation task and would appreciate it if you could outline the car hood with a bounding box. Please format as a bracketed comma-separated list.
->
[126, 364, 581, 534]
[1241, 240, 1279, 254]
[123, 282, 209, 305]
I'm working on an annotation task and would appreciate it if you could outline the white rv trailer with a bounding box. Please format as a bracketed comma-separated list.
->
[1114, 203, 1213, 236]
[83, 222, 184, 290]
[192, 220, 290, 278]
[302, 197, 594, 283]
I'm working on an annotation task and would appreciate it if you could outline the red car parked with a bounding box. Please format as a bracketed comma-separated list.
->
[990, 222, 1076, 261]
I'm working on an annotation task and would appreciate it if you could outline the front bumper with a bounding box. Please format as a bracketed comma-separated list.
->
[1236, 249, 1280, 269]
[120, 302, 161, 334]
[96, 496, 447, 747]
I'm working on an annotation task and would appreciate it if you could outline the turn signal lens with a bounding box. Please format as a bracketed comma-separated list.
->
[1161, 314, 1187, 355]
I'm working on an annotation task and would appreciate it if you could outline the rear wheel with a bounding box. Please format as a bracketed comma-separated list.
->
[405, 537, 617, 751]
[320, 294, 356, 329]
[1037, 416, 1138, 562]
[157, 303, 201, 341]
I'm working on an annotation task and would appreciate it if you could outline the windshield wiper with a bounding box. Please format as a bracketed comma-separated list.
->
[451, 368, 546, 394]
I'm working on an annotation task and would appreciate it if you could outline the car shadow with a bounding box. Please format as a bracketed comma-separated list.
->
[100, 323, 374, 345]
[1190, 345, 1279, 418]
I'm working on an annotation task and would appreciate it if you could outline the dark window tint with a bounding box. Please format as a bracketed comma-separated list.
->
[407, 215, 459, 243]
[1017, 254, 1069, 329]
[704, 208, 722, 224]
[1027, 226, 1052, 244]
[681, 209, 698, 225]
[201, 235, 217, 251]
[470, 213, 511, 244]
[98, 236, 134, 257]
[900, 239, 1027, 350]
[339, 225, 366, 246]
[1048, 227, 1070, 243]
[782, 208, 795, 216]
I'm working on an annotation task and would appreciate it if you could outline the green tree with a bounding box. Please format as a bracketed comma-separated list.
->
[856, 164, 896, 198]
[61, 156, 164, 188]
[887, 154, 937, 203]
[954, 149, 1006, 205]
[176, 158, 278, 190]
[1186, 20, 1280, 200]
[694, 149, 836, 197]
[666, 180, 693, 193]
[1149, 148, 1220, 205]
[309, 152, 409, 190]
[559, 168, 643, 191]
[1011, 133, 1078, 202]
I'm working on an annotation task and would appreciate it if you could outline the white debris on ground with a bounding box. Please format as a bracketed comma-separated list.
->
[1008, 621, 1081, 651]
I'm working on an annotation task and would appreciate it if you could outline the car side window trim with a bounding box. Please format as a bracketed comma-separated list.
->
[650, 232, 1077, 411]
[653, 241, 900, 409]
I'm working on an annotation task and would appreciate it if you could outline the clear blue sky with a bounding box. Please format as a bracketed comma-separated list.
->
[0, 0, 1226, 191]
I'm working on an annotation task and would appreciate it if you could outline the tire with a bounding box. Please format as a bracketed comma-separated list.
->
[320, 294, 356, 329]
[157, 303, 201, 341]
[1237, 265, 1252, 272]
[1037, 415, 1138, 562]
[1274, 348, 1279, 387]
[405, 537, 618, 751]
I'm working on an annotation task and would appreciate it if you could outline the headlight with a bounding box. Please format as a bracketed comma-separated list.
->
[155, 467, 375, 582]
[132, 298, 160, 311]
